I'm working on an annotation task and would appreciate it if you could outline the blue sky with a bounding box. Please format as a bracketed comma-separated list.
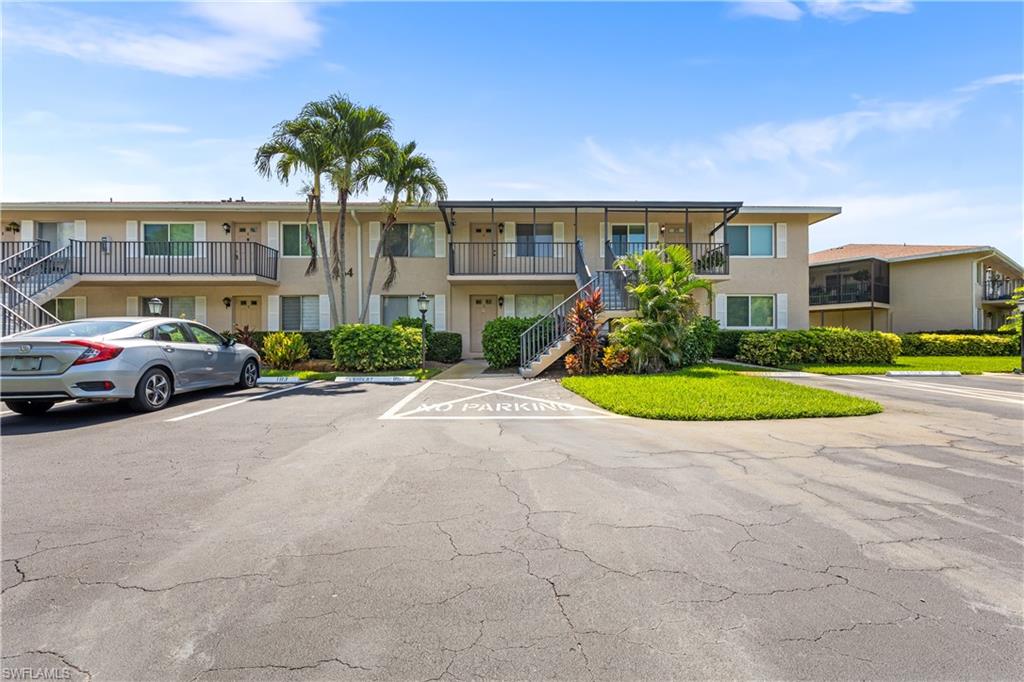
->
[3, 1, 1022, 258]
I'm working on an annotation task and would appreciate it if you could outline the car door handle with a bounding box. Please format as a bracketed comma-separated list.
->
[205, 350, 214, 356]
[162, 346, 175, 353]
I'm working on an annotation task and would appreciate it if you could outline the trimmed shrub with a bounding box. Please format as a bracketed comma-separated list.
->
[919, 329, 1016, 336]
[678, 316, 719, 366]
[713, 330, 747, 359]
[602, 344, 631, 373]
[261, 332, 310, 370]
[241, 331, 333, 360]
[331, 324, 422, 372]
[899, 333, 1018, 356]
[482, 316, 541, 368]
[427, 331, 463, 363]
[737, 328, 901, 367]
[392, 316, 434, 337]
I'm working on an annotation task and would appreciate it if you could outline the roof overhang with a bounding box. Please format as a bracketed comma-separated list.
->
[811, 246, 1023, 273]
[738, 205, 842, 225]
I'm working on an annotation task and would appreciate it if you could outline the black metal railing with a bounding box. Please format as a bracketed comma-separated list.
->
[449, 241, 576, 276]
[519, 269, 637, 369]
[984, 278, 1024, 301]
[1, 277, 60, 336]
[604, 241, 729, 275]
[7, 246, 73, 299]
[809, 283, 890, 306]
[1, 240, 50, 276]
[69, 240, 279, 280]
[574, 240, 591, 285]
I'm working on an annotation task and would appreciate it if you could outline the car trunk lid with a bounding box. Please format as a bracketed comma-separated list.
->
[0, 338, 92, 376]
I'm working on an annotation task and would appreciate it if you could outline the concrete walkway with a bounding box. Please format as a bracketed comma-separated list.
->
[432, 358, 490, 380]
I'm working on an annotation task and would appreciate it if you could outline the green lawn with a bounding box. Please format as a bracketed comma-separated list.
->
[561, 365, 882, 421]
[786, 356, 1020, 375]
[262, 367, 442, 381]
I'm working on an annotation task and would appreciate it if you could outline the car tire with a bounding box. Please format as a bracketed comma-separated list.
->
[4, 399, 55, 416]
[130, 368, 172, 412]
[237, 359, 259, 388]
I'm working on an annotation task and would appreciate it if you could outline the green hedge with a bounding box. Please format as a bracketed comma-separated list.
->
[679, 316, 719, 366]
[737, 328, 902, 367]
[392, 316, 434, 336]
[428, 331, 463, 363]
[482, 316, 541, 368]
[232, 331, 333, 360]
[919, 329, 1016, 336]
[713, 330, 749, 359]
[898, 333, 1019, 356]
[331, 324, 422, 372]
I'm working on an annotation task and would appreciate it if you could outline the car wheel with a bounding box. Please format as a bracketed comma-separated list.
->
[4, 399, 55, 416]
[130, 368, 172, 412]
[237, 359, 259, 388]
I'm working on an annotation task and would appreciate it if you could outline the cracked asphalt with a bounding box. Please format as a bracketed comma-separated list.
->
[1, 374, 1022, 680]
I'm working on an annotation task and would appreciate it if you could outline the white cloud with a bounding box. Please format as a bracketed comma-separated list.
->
[957, 73, 1024, 94]
[731, 1, 914, 22]
[3, 2, 321, 77]
[806, 1, 914, 20]
[731, 2, 804, 21]
[127, 123, 190, 134]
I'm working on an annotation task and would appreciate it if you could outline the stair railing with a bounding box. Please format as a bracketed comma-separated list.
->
[0, 276, 60, 336]
[0, 240, 51, 276]
[575, 240, 591, 287]
[7, 245, 73, 299]
[520, 275, 598, 369]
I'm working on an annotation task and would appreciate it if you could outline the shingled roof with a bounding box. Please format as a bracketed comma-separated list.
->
[809, 243, 989, 265]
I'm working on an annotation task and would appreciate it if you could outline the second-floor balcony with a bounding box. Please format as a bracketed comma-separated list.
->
[448, 241, 579, 279]
[69, 240, 279, 281]
[983, 278, 1023, 301]
[605, 241, 730, 276]
[809, 258, 890, 307]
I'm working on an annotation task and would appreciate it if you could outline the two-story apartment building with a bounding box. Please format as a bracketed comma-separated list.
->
[2, 200, 840, 368]
[808, 244, 1023, 333]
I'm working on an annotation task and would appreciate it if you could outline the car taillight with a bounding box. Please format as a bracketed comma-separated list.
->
[62, 340, 124, 365]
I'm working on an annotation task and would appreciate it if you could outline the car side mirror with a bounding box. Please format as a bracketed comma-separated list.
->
[224, 338, 236, 347]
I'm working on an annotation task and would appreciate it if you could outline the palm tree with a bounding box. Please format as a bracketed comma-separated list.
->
[254, 116, 340, 326]
[302, 95, 393, 322]
[358, 140, 447, 323]
[612, 244, 713, 372]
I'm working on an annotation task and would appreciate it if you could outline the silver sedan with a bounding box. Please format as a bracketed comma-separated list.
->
[0, 317, 261, 415]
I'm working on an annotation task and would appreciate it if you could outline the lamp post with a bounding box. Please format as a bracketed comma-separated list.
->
[1017, 298, 1024, 374]
[146, 297, 163, 316]
[417, 292, 430, 370]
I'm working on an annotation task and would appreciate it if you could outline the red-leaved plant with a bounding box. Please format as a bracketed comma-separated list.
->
[566, 288, 604, 375]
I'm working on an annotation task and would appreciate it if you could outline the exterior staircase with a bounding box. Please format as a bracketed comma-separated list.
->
[0, 241, 68, 336]
[519, 268, 637, 378]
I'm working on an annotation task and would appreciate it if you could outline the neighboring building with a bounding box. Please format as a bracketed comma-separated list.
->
[808, 244, 1024, 333]
[2, 200, 840, 370]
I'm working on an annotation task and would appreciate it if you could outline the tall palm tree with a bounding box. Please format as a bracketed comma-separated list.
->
[254, 116, 340, 326]
[302, 95, 392, 323]
[359, 140, 447, 323]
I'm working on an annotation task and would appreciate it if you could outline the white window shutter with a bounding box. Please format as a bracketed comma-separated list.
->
[369, 221, 381, 256]
[434, 221, 446, 258]
[74, 296, 87, 319]
[776, 223, 787, 258]
[715, 293, 727, 327]
[368, 294, 381, 324]
[319, 294, 331, 330]
[599, 222, 605, 244]
[266, 295, 280, 330]
[776, 293, 789, 329]
[267, 221, 279, 250]
[503, 294, 516, 318]
[126, 220, 138, 241]
[503, 222, 516, 243]
[647, 222, 660, 243]
[434, 294, 446, 330]
[193, 221, 206, 242]
[126, 296, 139, 316]
[195, 296, 207, 324]
[20, 219, 34, 242]
[553, 222, 565, 242]
[73, 220, 87, 241]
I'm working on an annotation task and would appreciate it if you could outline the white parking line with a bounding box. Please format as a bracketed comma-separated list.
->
[164, 382, 314, 422]
[829, 376, 1023, 406]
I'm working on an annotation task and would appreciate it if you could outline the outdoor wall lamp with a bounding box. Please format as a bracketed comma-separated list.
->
[222, 297, 232, 308]
[5, 221, 20, 233]
[222, 222, 232, 234]
[497, 296, 504, 307]
[146, 297, 163, 315]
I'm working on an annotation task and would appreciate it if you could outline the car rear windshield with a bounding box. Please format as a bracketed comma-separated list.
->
[18, 321, 136, 337]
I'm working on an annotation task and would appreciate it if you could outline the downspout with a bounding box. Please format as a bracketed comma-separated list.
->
[970, 256, 985, 330]
[350, 208, 363, 320]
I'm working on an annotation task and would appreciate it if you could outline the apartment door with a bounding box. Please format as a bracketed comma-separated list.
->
[470, 295, 498, 354]
[662, 224, 691, 245]
[470, 223, 496, 274]
[233, 224, 261, 274]
[232, 297, 261, 330]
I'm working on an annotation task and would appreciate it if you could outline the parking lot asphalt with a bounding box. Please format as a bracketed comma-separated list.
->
[2, 373, 1022, 680]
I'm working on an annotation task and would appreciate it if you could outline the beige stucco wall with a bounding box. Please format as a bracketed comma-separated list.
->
[888, 255, 979, 333]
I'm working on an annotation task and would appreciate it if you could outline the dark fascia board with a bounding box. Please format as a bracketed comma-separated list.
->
[437, 200, 744, 211]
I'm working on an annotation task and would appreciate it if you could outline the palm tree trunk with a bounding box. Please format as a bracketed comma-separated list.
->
[359, 215, 394, 323]
[336, 190, 348, 323]
[313, 179, 340, 326]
